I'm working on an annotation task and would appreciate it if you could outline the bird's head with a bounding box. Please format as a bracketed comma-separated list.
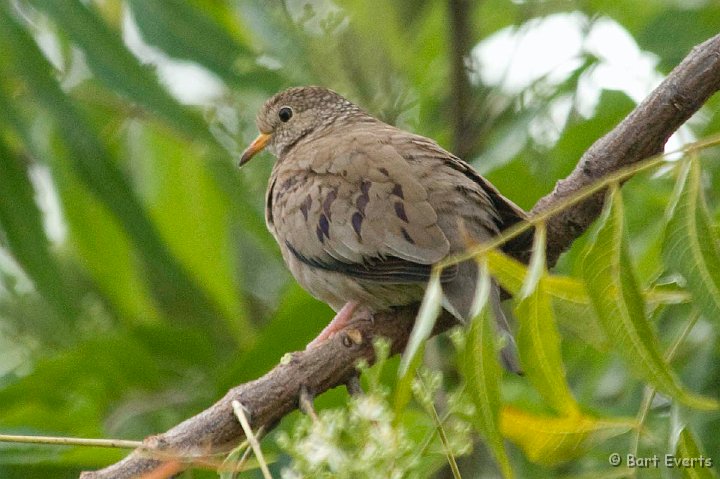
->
[239, 86, 363, 166]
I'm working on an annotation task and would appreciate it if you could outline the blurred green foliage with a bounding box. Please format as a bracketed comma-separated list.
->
[0, 1, 719, 478]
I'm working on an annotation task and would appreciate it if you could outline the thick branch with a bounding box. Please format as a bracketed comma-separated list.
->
[80, 310, 455, 479]
[81, 33, 720, 479]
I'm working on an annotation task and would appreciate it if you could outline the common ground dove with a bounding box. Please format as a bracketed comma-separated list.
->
[240, 86, 528, 372]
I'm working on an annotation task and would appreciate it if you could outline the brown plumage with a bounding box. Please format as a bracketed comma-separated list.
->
[241, 86, 528, 372]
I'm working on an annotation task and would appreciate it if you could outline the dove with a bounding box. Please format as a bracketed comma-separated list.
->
[241, 86, 529, 372]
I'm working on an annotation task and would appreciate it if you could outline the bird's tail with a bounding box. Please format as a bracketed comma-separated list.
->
[490, 284, 523, 375]
[441, 258, 522, 374]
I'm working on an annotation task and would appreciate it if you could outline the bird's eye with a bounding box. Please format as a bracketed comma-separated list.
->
[278, 106, 293, 122]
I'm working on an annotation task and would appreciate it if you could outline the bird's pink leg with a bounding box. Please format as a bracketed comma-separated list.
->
[307, 301, 359, 349]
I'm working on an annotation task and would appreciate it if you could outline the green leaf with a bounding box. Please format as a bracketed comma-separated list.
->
[51, 144, 160, 324]
[127, 0, 281, 90]
[28, 0, 214, 143]
[487, 249, 587, 303]
[583, 186, 717, 410]
[399, 273, 442, 377]
[675, 427, 717, 479]
[130, 122, 254, 345]
[486, 249, 608, 348]
[517, 284, 580, 415]
[663, 159, 720, 324]
[515, 224, 579, 416]
[0, 133, 75, 319]
[519, 223, 547, 298]
[500, 406, 635, 466]
[461, 260, 513, 478]
[395, 274, 441, 414]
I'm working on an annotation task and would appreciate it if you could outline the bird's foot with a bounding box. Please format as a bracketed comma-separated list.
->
[306, 301, 359, 349]
[299, 385, 318, 422]
[345, 375, 364, 397]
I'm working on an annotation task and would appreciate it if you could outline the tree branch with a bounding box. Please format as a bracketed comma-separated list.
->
[81, 33, 720, 479]
[447, 0, 474, 158]
[535, 33, 720, 267]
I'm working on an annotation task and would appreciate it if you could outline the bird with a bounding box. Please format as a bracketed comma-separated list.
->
[240, 86, 529, 372]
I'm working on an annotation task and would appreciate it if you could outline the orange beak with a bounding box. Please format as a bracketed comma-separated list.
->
[239, 133, 271, 167]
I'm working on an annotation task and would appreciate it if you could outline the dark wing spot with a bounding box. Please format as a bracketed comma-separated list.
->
[378, 167, 389, 176]
[318, 214, 330, 241]
[394, 201, 408, 222]
[299, 194, 312, 221]
[356, 180, 372, 214]
[356, 193, 369, 214]
[322, 189, 337, 220]
[401, 227, 415, 245]
[360, 180, 371, 196]
[391, 183, 404, 199]
[281, 176, 298, 190]
[351, 212, 363, 236]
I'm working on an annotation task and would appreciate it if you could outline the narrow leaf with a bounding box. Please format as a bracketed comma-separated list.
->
[485, 248, 526, 296]
[51, 150, 160, 324]
[515, 224, 579, 416]
[500, 406, 635, 466]
[663, 159, 720, 324]
[399, 274, 442, 377]
[516, 284, 580, 415]
[395, 274, 442, 414]
[487, 249, 588, 303]
[675, 427, 717, 479]
[487, 249, 590, 304]
[133, 123, 253, 345]
[583, 186, 717, 410]
[520, 222, 547, 299]
[0, 136, 74, 318]
[461, 260, 514, 478]
[486, 248, 607, 347]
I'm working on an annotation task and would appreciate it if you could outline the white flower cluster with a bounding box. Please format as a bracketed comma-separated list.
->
[277, 394, 419, 479]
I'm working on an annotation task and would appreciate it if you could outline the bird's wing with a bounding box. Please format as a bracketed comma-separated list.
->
[400, 134, 532, 257]
[269, 131, 454, 284]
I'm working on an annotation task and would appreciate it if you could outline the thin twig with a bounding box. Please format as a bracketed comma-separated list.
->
[0, 434, 144, 449]
[220, 427, 266, 478]
[417, 375, 462, 479]
[299, 385, 319, 422]
[232, 400, 273, 479]
[345, 375, 365, 397]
